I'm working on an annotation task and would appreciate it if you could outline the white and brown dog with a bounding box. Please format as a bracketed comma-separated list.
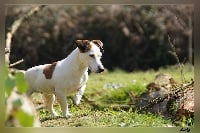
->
[25, 40, 104, 118]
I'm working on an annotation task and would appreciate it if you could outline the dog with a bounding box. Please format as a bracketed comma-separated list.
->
[25, 40, 104, 118]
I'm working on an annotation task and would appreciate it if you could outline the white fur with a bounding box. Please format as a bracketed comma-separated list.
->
[25, 42, 104, 117]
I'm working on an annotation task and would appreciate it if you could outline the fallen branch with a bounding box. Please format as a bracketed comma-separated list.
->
[138, 80, 194, 110]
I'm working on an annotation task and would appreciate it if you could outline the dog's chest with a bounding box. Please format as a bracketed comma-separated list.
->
[57, 72, 88, 93]
[70, 76, 84, 87]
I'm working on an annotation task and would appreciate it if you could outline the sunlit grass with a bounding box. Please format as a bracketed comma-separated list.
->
[40, 105, 172, 127]
[85, 64, 193, 103]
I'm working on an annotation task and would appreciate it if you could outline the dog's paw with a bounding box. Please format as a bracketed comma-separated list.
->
[64, 112, 72, 118]
[73, 97, 81, 105]
[52, 112, 59, 118]
[73, 100, 80, 106]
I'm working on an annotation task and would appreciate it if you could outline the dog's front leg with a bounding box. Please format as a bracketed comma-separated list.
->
[55, 90, 71, 118]
[73, 84, 86, 105]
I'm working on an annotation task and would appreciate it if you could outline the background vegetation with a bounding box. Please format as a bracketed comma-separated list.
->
[6, 5, 193, 71]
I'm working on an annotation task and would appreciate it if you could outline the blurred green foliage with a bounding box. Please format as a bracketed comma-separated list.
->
[5, 64, 28, 97]
[15, 109, 34, 127]
[15, 72, 28, 94]
[5, 64, 34, 127]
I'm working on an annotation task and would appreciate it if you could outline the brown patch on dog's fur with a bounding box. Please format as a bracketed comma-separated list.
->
[43, 62, 57, 79]
[75, 40, 91, 53]
[92, 40, 104, 53]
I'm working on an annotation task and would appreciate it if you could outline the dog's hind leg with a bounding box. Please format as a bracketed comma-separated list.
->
[43, 93, 58, 117]
[55, 90, 71, 118]
[73, 85, 86, 105]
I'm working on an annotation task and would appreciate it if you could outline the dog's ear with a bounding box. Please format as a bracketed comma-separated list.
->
[75, 40, 91, 53]
[92, 40, 104, 53]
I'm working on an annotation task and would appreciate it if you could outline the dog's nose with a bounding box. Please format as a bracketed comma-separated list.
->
[98, 66, 104, 73]
[99, 68, 104, 73]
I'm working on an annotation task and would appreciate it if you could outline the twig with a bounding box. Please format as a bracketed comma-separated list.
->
[128, 91, 135, 105]
[5, 5, 46, 64]
[168, 35, 186, 83]
[110, 105, 132, 111]
[9, 59, 24, 68]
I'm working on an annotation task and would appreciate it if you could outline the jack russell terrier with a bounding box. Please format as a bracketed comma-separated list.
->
[25, 40, 104, 118]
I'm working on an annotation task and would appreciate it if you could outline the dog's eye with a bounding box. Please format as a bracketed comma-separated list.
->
[89, 54, 95, 58]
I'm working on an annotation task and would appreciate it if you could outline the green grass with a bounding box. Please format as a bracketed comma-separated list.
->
[35, 64, 194, 127]
[40, 105, 172, 127]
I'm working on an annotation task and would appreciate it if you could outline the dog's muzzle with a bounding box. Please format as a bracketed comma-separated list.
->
[97, 66, 104, 73]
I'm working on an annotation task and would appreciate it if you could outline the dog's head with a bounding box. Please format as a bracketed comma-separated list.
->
[75, 40, 104, 73]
